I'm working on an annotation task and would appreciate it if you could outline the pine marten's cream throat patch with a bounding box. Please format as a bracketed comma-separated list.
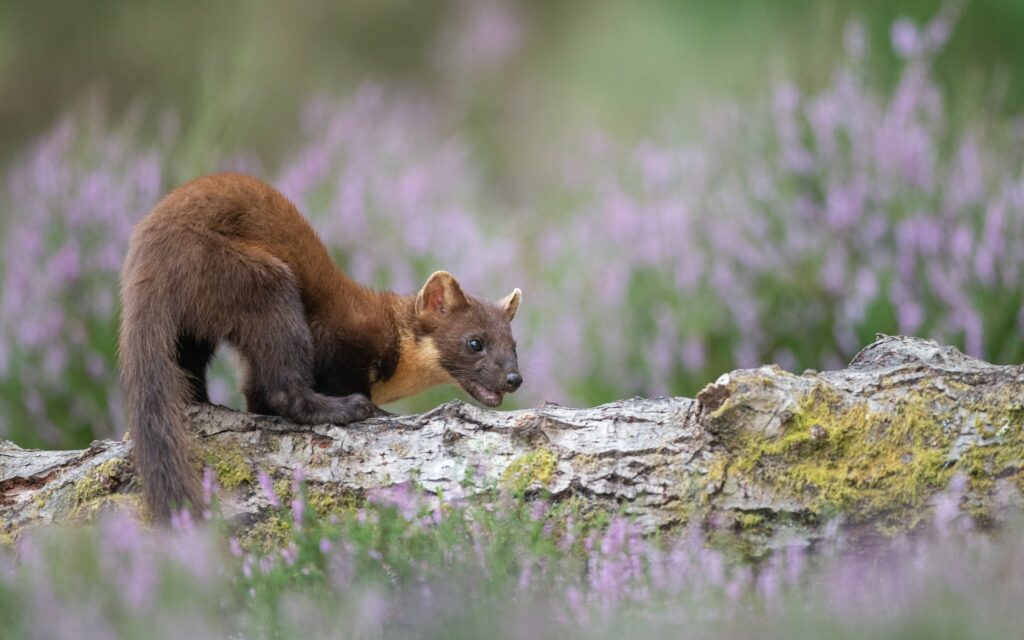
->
[370, 334, 455, 405]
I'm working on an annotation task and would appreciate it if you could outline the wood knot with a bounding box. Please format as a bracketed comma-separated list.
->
[696, 381, 731, 413]
[511, 415, 551, 446]
[442, 429, 464, 447]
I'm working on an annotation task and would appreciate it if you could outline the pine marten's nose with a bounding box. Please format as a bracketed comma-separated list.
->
[505, 372, 523, 392]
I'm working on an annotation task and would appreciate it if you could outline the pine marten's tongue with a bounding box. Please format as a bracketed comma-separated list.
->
[464, 381, 503, 407]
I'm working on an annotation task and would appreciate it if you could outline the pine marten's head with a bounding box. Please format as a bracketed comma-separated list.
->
[414, 271, 522, 407]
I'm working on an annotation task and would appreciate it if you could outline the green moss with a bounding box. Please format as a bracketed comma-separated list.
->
[32, 486, 55, 511]
[730, 383, 954, 530]
[239, 513, 292, 553]
[307, 484, 362, 517]
[735, 511, 765, 529]
[72, 494, 142, 521]
[700, 379, 1024, 552]
[961, 446, 1000, 494]
[502, 448, 558, 494]
[955, 392, 1024, 520]
[72, 458, 130, 507]
[69, 456, 140, 521]
[273, 479, 293, 504]
[547, 495, 611, 538]
[699, 455, 730, 507]
[203, 446, 253, 490]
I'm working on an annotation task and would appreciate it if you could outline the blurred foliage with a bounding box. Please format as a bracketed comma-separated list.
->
[3, 1, 1024, 189]
[2, 1, 1024, 447]
[2, 479, 1022, 638]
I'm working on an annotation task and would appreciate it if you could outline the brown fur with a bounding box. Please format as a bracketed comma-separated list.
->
[119, 173, 522, 523]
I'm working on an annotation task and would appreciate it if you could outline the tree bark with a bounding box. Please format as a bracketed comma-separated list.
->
[2, 335, 1022, 552]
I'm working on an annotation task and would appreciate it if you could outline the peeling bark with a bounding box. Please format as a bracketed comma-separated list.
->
[2, 335, 1022, 552]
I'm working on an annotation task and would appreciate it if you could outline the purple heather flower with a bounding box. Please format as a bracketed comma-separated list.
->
[281, 542, 298, 566]
[258, 471, 280, 508]
[530, 500, 549, 522]
[933, 475, 968, 537]
[368, 482, 420, 521]
[891, 18, 922, 59]
[202, 467, 218, 507]
[517, 563, 533, 593]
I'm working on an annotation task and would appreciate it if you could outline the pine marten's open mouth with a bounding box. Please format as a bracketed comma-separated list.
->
[463, 381, 503, 407]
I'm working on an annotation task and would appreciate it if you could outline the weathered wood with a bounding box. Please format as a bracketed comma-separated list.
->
[2, 335, 1022, 552]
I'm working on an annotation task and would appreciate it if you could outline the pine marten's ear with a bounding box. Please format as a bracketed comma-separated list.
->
[498, 288, 521, 321]
[416, 271, 468, 317]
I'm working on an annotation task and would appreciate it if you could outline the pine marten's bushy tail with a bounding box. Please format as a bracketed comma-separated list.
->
[119, 285, 203, 523]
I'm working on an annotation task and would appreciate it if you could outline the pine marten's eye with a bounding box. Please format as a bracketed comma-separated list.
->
[468, 338, 484, 352]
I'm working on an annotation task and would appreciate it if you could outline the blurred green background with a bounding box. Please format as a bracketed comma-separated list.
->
[3, 0, 1024, 448]
[3, 0, 1023, 192]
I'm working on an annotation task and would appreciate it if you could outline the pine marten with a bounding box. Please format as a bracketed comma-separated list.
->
[119, 173, 523, 522]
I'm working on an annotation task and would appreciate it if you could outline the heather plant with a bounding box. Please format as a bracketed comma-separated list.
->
[540, 2, 1024, 403]
[274, 86, 526, 324]
[0, 109, 163, 446]
[1, 478, 1022, 639]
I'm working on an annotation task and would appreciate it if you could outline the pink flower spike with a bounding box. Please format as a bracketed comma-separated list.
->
[202, 467, 218, 505]
[258, 471, 280, 508]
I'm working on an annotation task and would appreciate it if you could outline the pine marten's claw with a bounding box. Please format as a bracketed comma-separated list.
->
[372, 405, 396, 418]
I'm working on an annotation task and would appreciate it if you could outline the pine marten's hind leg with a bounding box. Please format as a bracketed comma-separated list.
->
[232, 286, 377, 426]
[208, 244, 378, 426]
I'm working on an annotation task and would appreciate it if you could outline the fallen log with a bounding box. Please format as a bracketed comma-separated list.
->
[2, 335, 1022, 553]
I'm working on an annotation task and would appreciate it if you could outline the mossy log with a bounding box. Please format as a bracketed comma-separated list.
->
[2, 335, 1023, 552]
